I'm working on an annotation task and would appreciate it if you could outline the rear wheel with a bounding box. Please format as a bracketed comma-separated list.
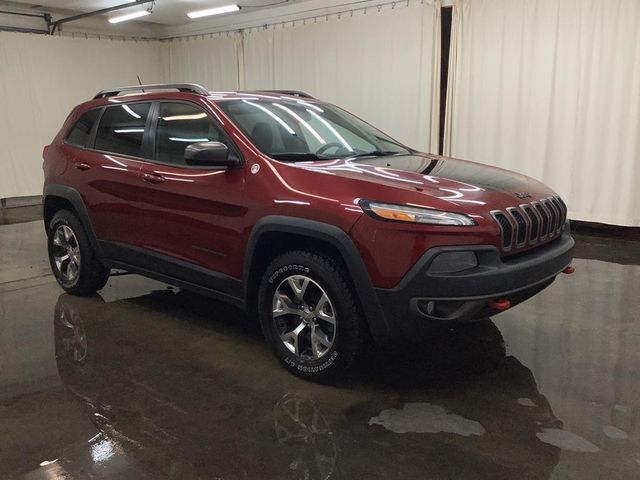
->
[258, 250, 367, 382]
[48, 210, 110, 295]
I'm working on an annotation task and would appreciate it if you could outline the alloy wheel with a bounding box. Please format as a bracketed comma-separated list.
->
[52, 225, 81, 283]
[272, 275, 336, 360]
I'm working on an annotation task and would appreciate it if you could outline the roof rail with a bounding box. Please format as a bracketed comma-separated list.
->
[93, 83, 209, 99]
[254, 90, 315, 99]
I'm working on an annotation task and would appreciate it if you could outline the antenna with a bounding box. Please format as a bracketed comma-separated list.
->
[137, 75, 145, 92]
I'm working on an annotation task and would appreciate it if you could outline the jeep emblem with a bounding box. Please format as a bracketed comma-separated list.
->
[515, 192, 532, 199]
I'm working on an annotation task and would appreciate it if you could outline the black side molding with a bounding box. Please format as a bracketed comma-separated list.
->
[100, 240, 244, 304]
[244, 216, 396, 345]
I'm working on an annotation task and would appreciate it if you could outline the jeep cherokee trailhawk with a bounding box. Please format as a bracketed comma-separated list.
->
[43, 83, 575, 381]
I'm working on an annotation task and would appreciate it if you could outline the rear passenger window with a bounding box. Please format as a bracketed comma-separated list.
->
[66, 109, 100, 147]
[94, 103, 151, 157]
[155, 102, 230, 165]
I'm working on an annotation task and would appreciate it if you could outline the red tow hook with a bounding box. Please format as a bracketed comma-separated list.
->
[562, 265, 575, 274]
[489, 299, 511, 311]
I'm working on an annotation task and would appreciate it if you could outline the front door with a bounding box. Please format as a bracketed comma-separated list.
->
[135, 101, 247, 285]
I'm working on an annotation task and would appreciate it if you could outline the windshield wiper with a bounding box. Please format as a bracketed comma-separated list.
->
[349, 150, 406, 158]
[271, 153, 325, 161]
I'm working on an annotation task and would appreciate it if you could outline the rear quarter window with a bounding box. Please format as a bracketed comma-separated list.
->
[65, 108, 100, 147]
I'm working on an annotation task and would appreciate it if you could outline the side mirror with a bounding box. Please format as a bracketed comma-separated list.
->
[184, 142, 241, 168]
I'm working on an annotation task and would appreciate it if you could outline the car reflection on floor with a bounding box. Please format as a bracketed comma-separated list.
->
[46, 289, 563, 480]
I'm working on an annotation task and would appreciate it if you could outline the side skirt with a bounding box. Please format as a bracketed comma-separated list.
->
[99, 241, 245, 310]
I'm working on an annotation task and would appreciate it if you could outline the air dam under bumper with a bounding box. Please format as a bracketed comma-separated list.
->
[375, 228, 574, 340]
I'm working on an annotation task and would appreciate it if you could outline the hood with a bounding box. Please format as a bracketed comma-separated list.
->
[293, 153, 554, 210]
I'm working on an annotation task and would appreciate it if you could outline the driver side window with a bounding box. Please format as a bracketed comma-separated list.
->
[155, 102, 231, 166]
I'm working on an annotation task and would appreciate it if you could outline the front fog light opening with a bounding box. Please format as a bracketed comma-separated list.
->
[425, 301, 435, 315]
[416, 299, 466, 320]
[428, 251, 478, 274]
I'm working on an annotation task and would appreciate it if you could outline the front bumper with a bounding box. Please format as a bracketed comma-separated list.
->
[375, 229, 574, 340]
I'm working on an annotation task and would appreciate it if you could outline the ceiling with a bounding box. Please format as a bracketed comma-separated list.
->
[1, 0, 309, 26]
[0, 0, 399, 38]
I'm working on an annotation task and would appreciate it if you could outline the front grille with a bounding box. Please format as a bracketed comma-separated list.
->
[492, 195, 567, 253]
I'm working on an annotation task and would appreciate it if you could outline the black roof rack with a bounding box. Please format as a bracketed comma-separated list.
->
[93, 83, 209, 99]
[254, 90, 315, 99]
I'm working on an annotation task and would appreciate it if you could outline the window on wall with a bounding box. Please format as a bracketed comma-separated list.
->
[155, 102, 230, 165]
[66, 108, 100, 147]
[94, 103, 151, 157]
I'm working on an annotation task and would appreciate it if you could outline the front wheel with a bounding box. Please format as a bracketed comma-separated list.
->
[258, 250, 367, 383]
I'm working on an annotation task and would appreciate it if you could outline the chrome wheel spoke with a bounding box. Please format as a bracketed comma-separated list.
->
[53, 229, 65, 246]
[311, 327, 331, 358]
[273, 292, 299, 318]
[67, 260, 78, 279]
[62, 225, 73, 242]
[280, 321, 306, 356]
[287, 276, 310, 302]
[315, 294, 335, 325]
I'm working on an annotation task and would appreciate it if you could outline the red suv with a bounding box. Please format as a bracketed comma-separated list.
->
[43, 83, 574, 381]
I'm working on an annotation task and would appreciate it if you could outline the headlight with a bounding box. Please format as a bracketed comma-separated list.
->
[360, 201, 476, 226]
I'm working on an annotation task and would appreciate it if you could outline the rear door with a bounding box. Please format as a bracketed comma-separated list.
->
[135, 101, 247, 281]
[66, 102, 152, 247]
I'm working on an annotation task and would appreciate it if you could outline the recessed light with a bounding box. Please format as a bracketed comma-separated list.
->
[109, 10, 151, 24]
[187, 4, 240, 19]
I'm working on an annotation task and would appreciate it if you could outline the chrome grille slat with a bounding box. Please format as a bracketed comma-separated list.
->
[507, 207, 528, 246]
[550, 197, 565, 233]
[545, 198, 561, 234]
[491, 195, 567, 253]
[534, 201, 551, 239]
[521, 205, 539, 243]
[491, 211, 514, 252]
[557, 197, 568, 226]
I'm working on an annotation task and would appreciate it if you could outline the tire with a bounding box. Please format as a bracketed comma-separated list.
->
[47, 210, 110, 295]
[258, 250, 367, 382]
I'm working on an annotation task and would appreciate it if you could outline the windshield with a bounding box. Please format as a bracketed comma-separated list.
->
[217, 97, 410, 161]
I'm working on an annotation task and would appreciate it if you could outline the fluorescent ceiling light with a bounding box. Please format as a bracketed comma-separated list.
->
[122, 105, 141, 118]
[162, 113, 207, 121]
[187, 4, 240, 19]
[243, 100, 296, 135]
[109, 10, 151, 24]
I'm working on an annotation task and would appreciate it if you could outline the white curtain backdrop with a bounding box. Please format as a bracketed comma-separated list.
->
[0, 32, 162, 199]
[243, 1, 441, 153]
[445, 0, 640, 226]
[160, 33, 242, 91]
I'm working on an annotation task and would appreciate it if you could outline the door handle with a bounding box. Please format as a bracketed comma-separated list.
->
[74, 162, 91, 171]
[143, 173, 166, 184]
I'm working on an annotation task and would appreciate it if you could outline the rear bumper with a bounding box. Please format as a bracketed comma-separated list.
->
[374, 227, 574, 340]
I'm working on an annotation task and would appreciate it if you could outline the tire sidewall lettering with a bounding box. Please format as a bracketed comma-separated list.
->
[268, 264, 310, 285]
[283, 350, 339, 373]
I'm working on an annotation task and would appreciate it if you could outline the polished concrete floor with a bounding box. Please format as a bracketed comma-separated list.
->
[1, 219, 639, 480]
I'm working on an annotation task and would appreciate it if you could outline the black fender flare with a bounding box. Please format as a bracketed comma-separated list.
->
[243, 215, 395, 345]
[43, 184, 103, 257]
